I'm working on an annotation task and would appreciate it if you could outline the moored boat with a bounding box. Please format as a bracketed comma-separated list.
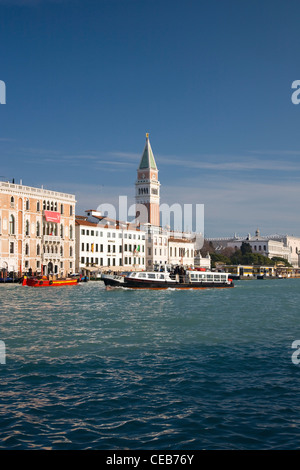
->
[22, 275, 79, 287]
[102, 267, 234, 290]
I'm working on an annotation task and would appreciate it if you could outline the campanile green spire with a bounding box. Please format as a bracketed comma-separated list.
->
[138, 133, 157, 170]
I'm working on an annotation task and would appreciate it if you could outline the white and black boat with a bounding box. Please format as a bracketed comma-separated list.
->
[102, 266, 234, 290]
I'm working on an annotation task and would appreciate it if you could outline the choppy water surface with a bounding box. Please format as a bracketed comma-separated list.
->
[1, 279, 300, 449]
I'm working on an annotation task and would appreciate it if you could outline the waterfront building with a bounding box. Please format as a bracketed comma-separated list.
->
[168, 232, 195, 267]
[0, 180, 76, 277]
[207, 229, 300, 267]
[75, 210, 146, 274]
[141, 224, 169, 269]
[194, 250, 211, 270]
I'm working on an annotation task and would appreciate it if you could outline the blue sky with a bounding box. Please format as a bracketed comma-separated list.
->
[1, 0, 300, 237]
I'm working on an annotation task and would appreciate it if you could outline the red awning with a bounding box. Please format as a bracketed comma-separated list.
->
[44, 211, 61, 223]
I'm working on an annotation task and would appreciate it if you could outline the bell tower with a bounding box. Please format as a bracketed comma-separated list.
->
[135, 133, 160, 227]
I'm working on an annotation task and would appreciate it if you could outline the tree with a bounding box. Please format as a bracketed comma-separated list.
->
[241, 242, 252, 256]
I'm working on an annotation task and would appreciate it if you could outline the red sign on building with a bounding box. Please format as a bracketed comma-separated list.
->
[44, 211, 61, 223]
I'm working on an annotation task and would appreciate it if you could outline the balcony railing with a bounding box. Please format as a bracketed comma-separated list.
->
[43, 235, 61, 243]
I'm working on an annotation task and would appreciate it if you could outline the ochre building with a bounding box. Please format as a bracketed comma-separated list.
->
[0, 180, 76, 277]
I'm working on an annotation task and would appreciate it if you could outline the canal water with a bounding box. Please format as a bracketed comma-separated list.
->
[0, 279, 300, 449]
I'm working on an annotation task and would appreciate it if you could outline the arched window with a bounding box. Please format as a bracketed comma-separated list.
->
[37, 201, 40, 212]
[25, 220, 30, 236]
[50, 201, 54, 211]
[37, 244, 40, 256]
[25, 243, 29, 256]
[70, 225, 73, 240]
[25, 199, 30, 210]
[36, 221, 40, 237]
[70, 246, 73, 257]
[47, 201, 50, 210]
[60, 224, 64, 238]
[10, 196, 15, 208]
[43, 200, 46, 210]
[60, 245, 63, 257]
[9, 215, 15, 235]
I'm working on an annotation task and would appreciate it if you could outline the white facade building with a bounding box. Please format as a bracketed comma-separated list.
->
[168, 235, 195, 267]
[75, 211, 146, 273]
[226, 229, 292, 264]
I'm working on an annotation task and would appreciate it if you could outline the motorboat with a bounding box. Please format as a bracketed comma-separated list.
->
[102, 266, 234, 290]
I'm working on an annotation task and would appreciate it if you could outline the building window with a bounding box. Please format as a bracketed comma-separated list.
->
[25, 243, 29, 256]
[37, 244, 40, 256]
[36, 221, 40, 237]
[81, 229, 85, 235]
[10, 242, 14, 254]
[10, 196, 15, 208]
[60, 204, 64, 215]
[100, 244, 103, 252]
[43, 200, 46, 210]
[70, 247, 73, 257]
[37, 201, 40, 212]
[70, 205, 73, 216]
[81, 242, 84, 251]
[60, 224, 64, 238]
[81, 257, 85, 264]
[69, 225, 73, 240]
[9, 215, 15, 235]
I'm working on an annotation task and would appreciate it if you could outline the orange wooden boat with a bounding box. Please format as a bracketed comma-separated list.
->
[22, 275, 79, 287]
